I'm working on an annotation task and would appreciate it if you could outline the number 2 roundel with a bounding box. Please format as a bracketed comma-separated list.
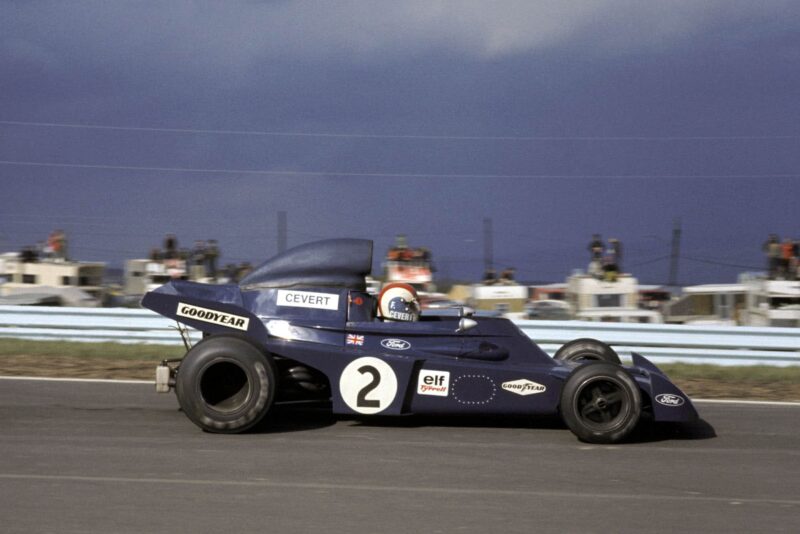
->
[339, 357, 398, 415]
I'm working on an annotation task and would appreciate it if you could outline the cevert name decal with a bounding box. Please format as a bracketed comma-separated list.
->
[176, 302, 250, 331]
[276, 290, 340, 311]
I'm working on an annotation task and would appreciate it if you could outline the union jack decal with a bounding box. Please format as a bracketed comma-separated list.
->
[346, 333, 365, 346]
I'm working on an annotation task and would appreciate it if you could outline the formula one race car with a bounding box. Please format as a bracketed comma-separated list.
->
[142, 239, 698, 444]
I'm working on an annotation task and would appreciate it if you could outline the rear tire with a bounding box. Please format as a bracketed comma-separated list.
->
[175, 335, 277, 433]
[560, 362, 641, 443]
[554, 338, 621, 364]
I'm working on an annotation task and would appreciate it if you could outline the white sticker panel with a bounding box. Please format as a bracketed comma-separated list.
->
[339, 357, 398, 415]
[276, 290, 340, 311]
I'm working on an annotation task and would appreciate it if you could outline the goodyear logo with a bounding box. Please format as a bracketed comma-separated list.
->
[177, 302, 249, 331]
[501, 379, 547, 396]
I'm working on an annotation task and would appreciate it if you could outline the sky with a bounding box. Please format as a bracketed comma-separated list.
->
[1, 1, 799, 286]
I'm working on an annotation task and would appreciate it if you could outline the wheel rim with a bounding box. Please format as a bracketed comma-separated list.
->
[574, 376, 629, 430]
[199, 360, 252, 414]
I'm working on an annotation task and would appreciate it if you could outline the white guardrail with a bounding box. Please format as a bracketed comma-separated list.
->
[1, 305, 799, 366]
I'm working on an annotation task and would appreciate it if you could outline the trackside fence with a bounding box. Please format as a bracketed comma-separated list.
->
[1, 306, 799, 366]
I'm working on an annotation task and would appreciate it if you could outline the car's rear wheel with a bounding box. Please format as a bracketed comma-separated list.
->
[560, 362, 641, 443]
[554, 338, 621, 364]
[175, 335, 277, 433]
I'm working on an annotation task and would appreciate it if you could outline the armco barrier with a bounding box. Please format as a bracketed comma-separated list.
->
[1, 306, 799, 366]
[516, 320, 800, 366]
[0, 305, 198, 345]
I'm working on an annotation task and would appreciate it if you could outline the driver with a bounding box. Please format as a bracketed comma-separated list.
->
[378, 282, 420, 321]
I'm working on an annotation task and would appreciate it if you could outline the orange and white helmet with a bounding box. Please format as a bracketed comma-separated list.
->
[378, 282, 420, 321]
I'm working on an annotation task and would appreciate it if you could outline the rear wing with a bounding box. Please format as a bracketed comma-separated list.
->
[142, 283, 268, 344]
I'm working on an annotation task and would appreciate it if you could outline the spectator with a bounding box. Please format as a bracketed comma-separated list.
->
[609, 238, 622, 272]
[602, 240, 619, 282]
[224, 263, 238, 283]
[781, 237, 795, 279]
[499, 267, 516, 284]
[20, 245, 38, 263]
[49, 229, 67, 261]
[763, 234, 781, 278]
[43, 233, 55, 259]
[192, 240, 207, 267]
[793, 239, 800, 281]
[588, 234, 604, 261]
[164, 234, 178, 260]
[237, 262, 253, 281]
[206, 239, 219, 278]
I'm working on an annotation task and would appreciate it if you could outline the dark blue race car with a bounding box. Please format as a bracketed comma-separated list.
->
[142, 239, 698, 444]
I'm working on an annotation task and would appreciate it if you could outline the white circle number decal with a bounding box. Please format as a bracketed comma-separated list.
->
[339, 357, 398, 415]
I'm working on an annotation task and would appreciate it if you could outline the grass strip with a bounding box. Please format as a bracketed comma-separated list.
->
[0, 338, 184, 360]
[657, 363, 800, 385]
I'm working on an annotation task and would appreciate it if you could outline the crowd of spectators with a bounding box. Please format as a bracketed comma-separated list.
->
[763, 234, 800, 280]
[587, 234, 622, 281]
[148, 235, 219, 276]
[147, 234, 254, 283]
[18, 229, 69, 263]
[482, 267, 516, 285]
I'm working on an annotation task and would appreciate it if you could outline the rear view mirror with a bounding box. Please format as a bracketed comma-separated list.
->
[456, 317, 477, 333]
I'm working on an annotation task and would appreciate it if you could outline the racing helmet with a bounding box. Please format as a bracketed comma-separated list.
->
[378, 282, 420, 322]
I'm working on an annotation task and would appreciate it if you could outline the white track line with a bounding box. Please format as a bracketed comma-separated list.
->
[0, 375, 152, 385]
[0, 473, 798, 506]
[693, 398, 800, 407]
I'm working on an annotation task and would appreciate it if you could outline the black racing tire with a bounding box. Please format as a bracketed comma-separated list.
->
[175, 335, 277, 433]
[554, 338, 621, 364]
[560, 362, 641, 444]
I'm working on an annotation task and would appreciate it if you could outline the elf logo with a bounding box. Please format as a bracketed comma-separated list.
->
[417, 370, 450, 397]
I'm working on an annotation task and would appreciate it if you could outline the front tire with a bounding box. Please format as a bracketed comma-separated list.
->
[560, 362, 641, 443]
[175, 335, 277, 433]
[554, 338, 621, 364]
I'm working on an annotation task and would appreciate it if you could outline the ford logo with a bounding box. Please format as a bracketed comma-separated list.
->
[655, 393, 685, 407]
[381, 338, 411, 351]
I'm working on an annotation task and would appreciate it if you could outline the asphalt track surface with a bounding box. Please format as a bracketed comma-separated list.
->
[0, 378, 798, 534]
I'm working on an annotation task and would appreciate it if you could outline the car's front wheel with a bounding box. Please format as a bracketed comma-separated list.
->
[554, 338, 621, 364]
[560, 362, 641, 443]
[175, 335, 277, 433]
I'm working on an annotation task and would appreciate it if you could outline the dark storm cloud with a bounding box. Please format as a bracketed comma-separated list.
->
[2, 1, 799, 284]
[5, 1, 798, 81]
